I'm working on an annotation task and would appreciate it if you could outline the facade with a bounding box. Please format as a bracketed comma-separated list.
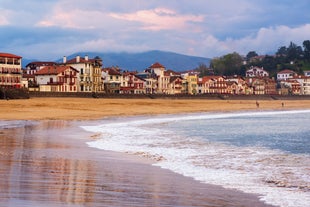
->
[35, 66, 79, 92]
[304, 70, 310, 77]
[136, 71, 157, 94]
[225, 76, 247, 94]
[277, 69, 298, 81]
[148, 62, 170, 94]
[63, 55, 103, 92]
[209, 76, 227, 94]
[25, 61, 56, 75]
[295, 76, 310, 95]
[168, 76, 183, 94]
[246, 66, 269, 78]
[121, 72, 146, 94]
[102, 67, 121, 93]
[0, 53, 22, 88]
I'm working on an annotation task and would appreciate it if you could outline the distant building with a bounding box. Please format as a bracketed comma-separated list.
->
[277, 69, 297, 81]
[246, 66, 269, 78]
[304, 70, 310, 77]
[0, 52, 22, 88]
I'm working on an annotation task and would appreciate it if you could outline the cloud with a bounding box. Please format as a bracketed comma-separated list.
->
[110, 7, 204, 31]
[199, 24, 310, 57]
[0, 9, 10, 25]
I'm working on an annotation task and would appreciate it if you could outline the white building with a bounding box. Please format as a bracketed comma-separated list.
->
[0, 53, 22, 88]
[246, 66, 269, 78]
[277, 69, 297, 81]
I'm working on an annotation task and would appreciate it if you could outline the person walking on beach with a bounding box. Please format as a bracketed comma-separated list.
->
[256, 101, 259, 108]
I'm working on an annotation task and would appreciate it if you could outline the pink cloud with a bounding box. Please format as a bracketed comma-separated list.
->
[110, 7, 204, 31]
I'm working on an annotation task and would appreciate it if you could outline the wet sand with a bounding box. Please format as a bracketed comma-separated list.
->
[1, 97, 309, 206]
[0, 120, 276, 207]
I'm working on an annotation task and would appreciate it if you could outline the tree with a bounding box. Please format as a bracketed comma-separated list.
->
[195, 63, 213, 77]
[287, 42, 303, 61]
[276, 46, 288, 56]
[246, 51, 258, 60]
[303, 40, 310, 62]
[211, 52, 243, 76]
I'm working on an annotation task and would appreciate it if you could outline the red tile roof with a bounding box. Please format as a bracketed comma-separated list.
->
[102, 68, 121, 75]
[26, 61, 56, 68]
[278, 69, 296, 74]
[149, 62, 165, 69]
[0, 52, 22, 58]
[36, 66, 77, 75]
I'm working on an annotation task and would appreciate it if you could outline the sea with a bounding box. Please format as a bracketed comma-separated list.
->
[82, 109, 310, 207]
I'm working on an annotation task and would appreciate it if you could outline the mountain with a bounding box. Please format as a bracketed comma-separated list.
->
[23, 50, 211, 72]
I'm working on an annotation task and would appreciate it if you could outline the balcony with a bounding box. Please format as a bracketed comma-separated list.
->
[47, 81, 64, 85]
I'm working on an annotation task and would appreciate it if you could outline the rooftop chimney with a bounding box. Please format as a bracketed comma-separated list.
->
[76, 55, 80, 63]
[63, 56, 67, 64]
[85, 55, 89, 61]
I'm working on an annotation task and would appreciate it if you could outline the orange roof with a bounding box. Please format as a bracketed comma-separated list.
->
[149, 62, 165, 69]
[102, 68, 121, 75]
[36, 66, 77, 75]
[26, 61, 56, 67]
[0, 52, 22, 58]
[278, 69, 296, 74]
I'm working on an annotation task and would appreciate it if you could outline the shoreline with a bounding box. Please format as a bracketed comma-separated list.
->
[0, 120, 275, 207]
[1, 97, 309, 206]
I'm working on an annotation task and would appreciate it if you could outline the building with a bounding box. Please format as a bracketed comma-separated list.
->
[102, 67, 121, 93]
[168, 76, 183, 94]
[304, 70, 310, 77]
[246, 66, 269, 78]
[0, 53, 22, 88]
[277, 69, 298, 81]
[121, 72, 146, 94]
[148, 62, 170, 94]
[25, 61, 56, 75]
[63, 55, 103, 92]
[35, 65, 79, 92]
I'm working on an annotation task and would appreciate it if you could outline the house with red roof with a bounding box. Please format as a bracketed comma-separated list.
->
[35, 65, 79, 92]
[120, 72, 146, 94]
[277, 69, 298, 81]
[0, 52, 22, 88]
[102, 67, 121, 93]
[168, 76, 184, 94]
[62, 55, 103, 93]
[148, 62, 171, 94]
[246, 66, 269, 78]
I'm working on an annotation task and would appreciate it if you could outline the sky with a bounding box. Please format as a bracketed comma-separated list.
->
[0, 0, 309, 60]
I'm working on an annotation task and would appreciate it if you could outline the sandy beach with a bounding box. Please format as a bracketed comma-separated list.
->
[1, 97, 309, 206]
[1, 97, 310, 120]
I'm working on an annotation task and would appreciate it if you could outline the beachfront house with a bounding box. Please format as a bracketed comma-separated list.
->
[0, 53, 22, 89]
[209, 76, 227, 94]
[62, 55, 103, 93]
[35, 65, 79, 92]
[168, 76, 184, 94]
[148, 62, 171, 94]
[102, 67, 121, 94]
[120, 72, 146, 94]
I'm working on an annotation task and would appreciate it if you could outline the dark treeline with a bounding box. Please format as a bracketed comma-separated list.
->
[197, 40, 310, 78]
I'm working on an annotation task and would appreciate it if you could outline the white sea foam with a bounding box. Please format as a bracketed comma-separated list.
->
[81, 110, 310, 207]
